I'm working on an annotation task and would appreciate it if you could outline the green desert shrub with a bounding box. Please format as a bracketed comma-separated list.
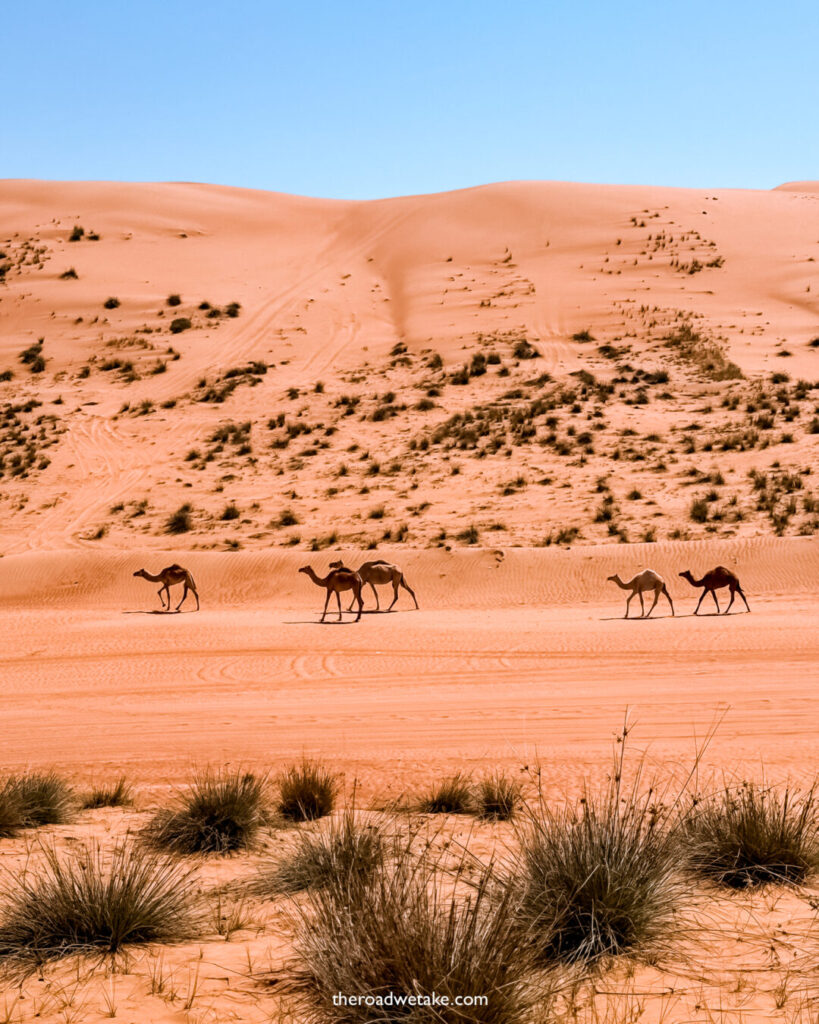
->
[290, 842, 533, 1024]
[684, 781, 819, 888]
[0, 842, 195, 967]
[277, 762, 338, 822]
[145, 769, 269, 855]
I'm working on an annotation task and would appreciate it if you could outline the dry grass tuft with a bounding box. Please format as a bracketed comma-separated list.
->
[277, 761, 338, 822]
[145, 768, 270, 855]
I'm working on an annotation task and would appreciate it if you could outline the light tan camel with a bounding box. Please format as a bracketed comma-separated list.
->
[133, 564, 200, 611]
[299, 565, 364, 622]
[329, 559, 419, 612]
[607, 569, 675, 618]
[679, 566, 750, 615]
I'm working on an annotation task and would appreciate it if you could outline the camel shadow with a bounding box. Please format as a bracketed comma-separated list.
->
[600, 614, 675, 622]
[122, 608, 197, 616]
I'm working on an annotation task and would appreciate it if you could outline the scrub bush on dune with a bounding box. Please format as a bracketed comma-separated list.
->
[416, 773, 474, 815]
[145, 769, 270, 855]
[0, 842, 196, 968]
[5, 771, 75, 828]
[291, 841, 536, 1024]
[277, 762, 338, 822]
[684, 780, 819, 888]
[508, 731, 691, 967]
[255, 808, 387, 896]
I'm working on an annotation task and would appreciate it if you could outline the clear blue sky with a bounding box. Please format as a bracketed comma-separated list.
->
[4, 0, 817, 199]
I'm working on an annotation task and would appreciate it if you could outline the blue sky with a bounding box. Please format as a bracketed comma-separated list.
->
[4, 0, 817, 198]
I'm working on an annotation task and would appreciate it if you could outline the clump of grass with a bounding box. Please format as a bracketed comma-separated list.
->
[475, 772, 521, 821]
[145, 769, 269, 855]
[165, 502, 192, 534]
[509, 732, 688, 966]
[0, 842, 196, 968]
[0, 782, 24, 838]
[6, 771, 74, 827]
[290, 841, 534, 1024]
[257, 809, 387, 896]
[170, 317, 192, 334]
[277, 762, 338, 822]
[81, 777, 133, 810]
[684, 780, 819, 888]
[417, 773, 474, 815]
[103, 297, 120, 309]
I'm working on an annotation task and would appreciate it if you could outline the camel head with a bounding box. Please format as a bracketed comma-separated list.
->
[678, 570, 694, 582]
[606, 574, 619, 584]
[133, 569, 147, 579]
[298, 566, 311, 575]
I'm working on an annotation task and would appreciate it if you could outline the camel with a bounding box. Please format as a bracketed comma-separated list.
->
[679, 566, 750, 615]
[328, 559, 419, 612]
[607, 569, 675, 618]
[299, 565, 364, 622]
[133, 564, 199, 611]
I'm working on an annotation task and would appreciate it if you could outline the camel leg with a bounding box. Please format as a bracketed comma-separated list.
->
[625, 592, 634, 618]
[192, 586, 200, 611]
[320, 589, 331, 623]
[662, 585, 675, 616]
[401, 577, 419, 609]
[645, 587, 661, 618]
[711, 590, 720, 614]
[336, 590, 343, 621]
[638, 591, 646, 617]
[354, 585, 363, 622]
[737, 586, 750, 613]
[157, 587, 166, 609]
[694, 590, 706, 615]
[176, 584, 187, 611]
[162, 584, 172, 610]
[387, 579, 400, 611]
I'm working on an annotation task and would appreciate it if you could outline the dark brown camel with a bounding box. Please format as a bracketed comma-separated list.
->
[133, 564, 199, 611]
[678, 566, 750, 615]
[299, 565, 364, 622]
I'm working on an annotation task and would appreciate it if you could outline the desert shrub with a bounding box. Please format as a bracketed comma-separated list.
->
[165, 503, 192, 534]
[513, 338, 540, 359]
[0, 842, 195, 967]
[221, 503, 240, 521]
[103, 297, 120, 309]
[417, 773, 473, 815]
[69, 225, 84, 241]
[456, 524, 479, 545]
[225, 301, 241, 318]
[684, 781, 819, 888]
[170, 317, 192, 334]
[571, 329, 595, 343]
[0, 781, 24, 838]
[81, 777, 133, 810]
[690, 497, 709, 523]
[6, 771, 74, 827]
[145, 769, 269, 855]
[509, 749, 686, 966]
[166, 293, 182, 306]
[475, 772, 521, 821]
[256, 809, 387, 896]
[277, 762, 338, 822]
[59, 267, 78, 279]
[290, 843, 533, 1024]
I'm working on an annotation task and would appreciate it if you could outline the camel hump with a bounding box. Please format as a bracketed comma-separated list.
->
[164, 563, 184, 572]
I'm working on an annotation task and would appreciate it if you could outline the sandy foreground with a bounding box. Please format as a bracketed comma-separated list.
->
[0, 538, 817, 1022]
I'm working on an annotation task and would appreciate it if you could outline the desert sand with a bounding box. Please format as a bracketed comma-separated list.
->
[0, 178, 817, 1021]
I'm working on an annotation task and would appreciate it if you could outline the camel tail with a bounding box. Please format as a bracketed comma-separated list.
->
[187, 570, 198, 591]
